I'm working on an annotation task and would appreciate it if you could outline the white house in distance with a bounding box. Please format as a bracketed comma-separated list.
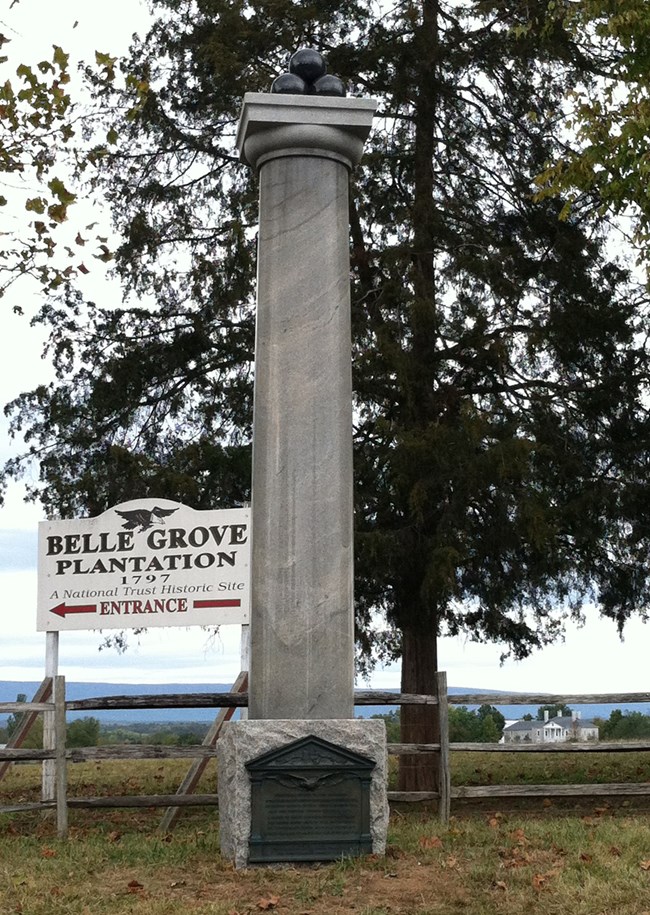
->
[503, 710, 599, 743]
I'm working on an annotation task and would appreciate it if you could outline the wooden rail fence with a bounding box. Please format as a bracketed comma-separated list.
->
[2, 674, 650, 837]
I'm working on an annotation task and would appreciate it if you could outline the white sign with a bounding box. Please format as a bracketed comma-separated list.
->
[37, 499, 250, 632]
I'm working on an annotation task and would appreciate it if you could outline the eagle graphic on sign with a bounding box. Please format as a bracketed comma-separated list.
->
[115, 505, 178, 533]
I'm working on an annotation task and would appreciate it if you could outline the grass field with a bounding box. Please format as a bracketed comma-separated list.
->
[1, 755, 650, 914]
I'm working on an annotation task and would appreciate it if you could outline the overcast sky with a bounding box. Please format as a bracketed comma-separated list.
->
[1, 0, 649, 694]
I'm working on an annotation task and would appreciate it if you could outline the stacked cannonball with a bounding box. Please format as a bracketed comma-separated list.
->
[271, 48, 346, 97]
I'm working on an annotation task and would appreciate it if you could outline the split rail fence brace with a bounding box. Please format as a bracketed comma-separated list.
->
[3, 673, 650, 838]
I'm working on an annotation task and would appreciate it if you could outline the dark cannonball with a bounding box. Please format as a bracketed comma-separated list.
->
[289, 48, 327, 85]
[312, 74, 346, 97]
[271, 72, 307, 94]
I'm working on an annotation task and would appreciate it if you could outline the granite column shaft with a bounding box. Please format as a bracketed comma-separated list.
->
[237, 95, 376, 720]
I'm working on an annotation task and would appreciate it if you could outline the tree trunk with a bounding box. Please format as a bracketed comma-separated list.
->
[394, 0, 442, 797]
[397, 623, 439, 792]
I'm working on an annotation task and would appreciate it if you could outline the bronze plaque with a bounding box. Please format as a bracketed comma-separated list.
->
[246, 735, 375, 862]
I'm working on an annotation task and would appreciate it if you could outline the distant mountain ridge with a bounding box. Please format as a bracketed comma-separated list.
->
[1, 680, 649, 725]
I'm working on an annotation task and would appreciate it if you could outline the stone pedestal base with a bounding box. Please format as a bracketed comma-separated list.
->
[217, 719, 388, 868]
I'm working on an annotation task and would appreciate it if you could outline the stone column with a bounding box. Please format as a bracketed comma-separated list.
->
[236, 93, 376, 720]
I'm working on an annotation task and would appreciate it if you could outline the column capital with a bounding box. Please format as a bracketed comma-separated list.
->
[236, 93, 377, 172]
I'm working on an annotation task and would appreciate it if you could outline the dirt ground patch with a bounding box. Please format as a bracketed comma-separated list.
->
[47, 852, 477, 915]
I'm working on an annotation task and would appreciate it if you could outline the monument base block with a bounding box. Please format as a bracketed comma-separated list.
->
[217, 719, 389, 867]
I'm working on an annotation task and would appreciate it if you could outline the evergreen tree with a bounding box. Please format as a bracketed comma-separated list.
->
[447, 705, 503, 742]
[448, 707, 480, 743]
[477, 704, 505, 738]
[479, 714, 500, 744]
[66, 717, 101, 748]
[5, 1, 650, 793]
[601, 709, 650, 740]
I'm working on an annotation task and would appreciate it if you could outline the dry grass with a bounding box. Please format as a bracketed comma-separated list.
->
[451, 748, 650, 788]
[1, 757, 650, 914]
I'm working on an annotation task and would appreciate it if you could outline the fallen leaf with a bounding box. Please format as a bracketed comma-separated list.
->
[41, 847, 57, 858]
[385, 845, 404, 858]
[503, 850, 531, 869]
[532, 873, 546, 891]
[493, 880, 507, 891]
[108, 831, 122, 843]
[257, 895, 280, 910]
[488, 817, 500, 829]
[609, 846, 622, 857]
[580, 853, 593, 863]
[127, 880, 144, 894]
[170, 881, 186, 888]
[640, 860, 650, 871]
[542, 798, 553, 808]
[419, 835, 443, 849]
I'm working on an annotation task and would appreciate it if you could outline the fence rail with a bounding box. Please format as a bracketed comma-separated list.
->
[452, 783, 650, 799]
[449, 740, 650, 753]
[64, 689, 439, 712]
[450, 692, 650, 705]
[3, 676, 650, 835]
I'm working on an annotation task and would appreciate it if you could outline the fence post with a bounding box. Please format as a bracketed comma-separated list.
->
[54, 675, 68, 838]
[436, 670, 450, 823]
[43, 631, 59, 802]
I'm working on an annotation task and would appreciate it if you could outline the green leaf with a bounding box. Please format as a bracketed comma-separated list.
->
[95, 50, 117, 81]
[52, 46, 69, 71]
[25, 197, 46, 214]
[47, 177, 76, 205]
[94, 244, 113, 262]
[15, 63, 33, 81]
[47, 203, 69, 223]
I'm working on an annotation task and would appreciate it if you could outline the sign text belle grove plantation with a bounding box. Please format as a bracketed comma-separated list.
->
[37, 500, 250, 631]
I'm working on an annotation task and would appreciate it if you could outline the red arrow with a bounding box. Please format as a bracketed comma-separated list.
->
[193, 599, 241, 609]
[50, 602, 97, 618]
